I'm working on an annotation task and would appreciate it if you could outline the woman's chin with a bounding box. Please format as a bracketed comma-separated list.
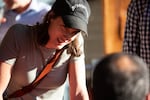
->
[56, 44, 67, 49]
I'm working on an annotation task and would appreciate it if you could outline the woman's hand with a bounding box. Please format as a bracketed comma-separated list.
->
[0, 62, 12, 100]
[0, 93, 3, 100]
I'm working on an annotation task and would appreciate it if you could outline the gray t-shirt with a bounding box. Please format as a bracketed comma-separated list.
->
[0, 24, 84, 100]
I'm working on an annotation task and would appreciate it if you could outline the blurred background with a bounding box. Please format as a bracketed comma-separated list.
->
[86, 0, 130, 89]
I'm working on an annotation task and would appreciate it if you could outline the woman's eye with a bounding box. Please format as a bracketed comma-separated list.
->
[59, 25, 67, 33]
[60, 24, 66, 27]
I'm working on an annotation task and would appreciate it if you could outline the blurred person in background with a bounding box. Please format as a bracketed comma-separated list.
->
[0, 0, 51, 43]
[93, 53, 149, 100]
[123, 0, 150, 99]
[38, 0, 55, 6]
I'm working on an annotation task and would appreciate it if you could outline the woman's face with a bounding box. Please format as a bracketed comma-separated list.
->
[47, 16, 80, 49]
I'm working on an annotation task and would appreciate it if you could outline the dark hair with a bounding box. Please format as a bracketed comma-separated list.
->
[31, 10, 84, 57]
[93, 53, 149, 100]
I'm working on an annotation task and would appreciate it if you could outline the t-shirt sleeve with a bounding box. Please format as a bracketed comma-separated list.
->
[0, 25, 19, 65]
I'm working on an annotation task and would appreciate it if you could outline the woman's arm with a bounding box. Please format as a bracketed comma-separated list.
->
[0, 62, 12, 100]
[68, 59, 89, 100]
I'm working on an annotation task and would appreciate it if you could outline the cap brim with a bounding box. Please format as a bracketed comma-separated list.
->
[62, 15, 88, 35]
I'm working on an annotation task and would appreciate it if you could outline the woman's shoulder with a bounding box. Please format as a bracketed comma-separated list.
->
[9, 24, 30, 31]
[7, 24, 33, 35]
[5, 24, 34, 43]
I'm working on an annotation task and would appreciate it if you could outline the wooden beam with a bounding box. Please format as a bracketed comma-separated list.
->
[103, 0, 130, 54]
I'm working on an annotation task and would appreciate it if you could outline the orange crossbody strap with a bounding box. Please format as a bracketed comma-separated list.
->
[7, 47, 66, 98]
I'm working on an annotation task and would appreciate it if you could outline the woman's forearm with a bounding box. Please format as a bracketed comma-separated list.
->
[0, 62, 12, 98]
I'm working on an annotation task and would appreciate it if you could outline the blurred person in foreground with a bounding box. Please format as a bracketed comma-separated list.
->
[0, 0, 51, 43]
[93, 53, 149, 100]
[0, 0, 91, 100]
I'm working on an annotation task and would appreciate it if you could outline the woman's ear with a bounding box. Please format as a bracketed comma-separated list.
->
[48, 11, 55, 17]
[43, 10, 56, 24]
[48, 11, 56, 22]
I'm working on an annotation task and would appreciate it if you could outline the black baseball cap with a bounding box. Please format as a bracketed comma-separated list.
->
[52, 0, 91, 35]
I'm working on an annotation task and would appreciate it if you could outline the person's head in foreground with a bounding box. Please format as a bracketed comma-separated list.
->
[93, 53, 149, 100]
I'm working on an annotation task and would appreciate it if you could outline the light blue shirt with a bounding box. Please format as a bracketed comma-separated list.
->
[0, 0, 51, 42]
[0, 0, 4, 7]
[38, 0, 55, 5]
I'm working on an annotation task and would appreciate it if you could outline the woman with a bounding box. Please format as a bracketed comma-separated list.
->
[0, 0, 91, 100]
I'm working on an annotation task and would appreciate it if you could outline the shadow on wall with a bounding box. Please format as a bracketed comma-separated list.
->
[85, 0, 103, 64]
